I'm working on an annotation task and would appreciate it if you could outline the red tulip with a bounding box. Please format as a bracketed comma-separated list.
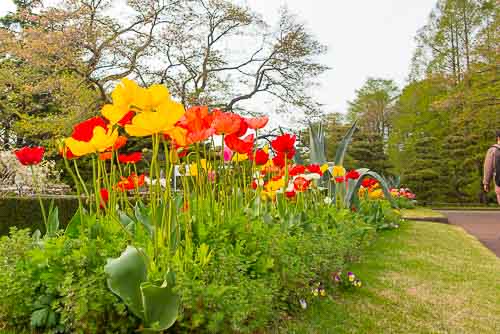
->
[345, 170, 360, 180]
[293, 176, 311, 192]
[71, 116, 108, 142]
[361, 177, 377, 188]
[245, 116, 269, 130]
[335, 176, 345, 183]
[113, 136, 128, 150]
[60, 145, 77, 160]
[14, 146, 45, 166]
[100, 188, 109, 209]
[116, 173, 145, 191]
[211, 112, 242, 135]
[224, 134, 254, 154]
[285, 190, 296, 198]
[178, 106, 216, 144]
[253, 149, 269, 165]
[289, 164, 306, 176]
[271, 133, 296, 155]
[118, 152, 142, 164]
[234, 116, 248, 137]
[99, 152, 113, 161]
[117, 111, 135, 127]
[272, 152, 286, 168]
[306, 164, 323, 176]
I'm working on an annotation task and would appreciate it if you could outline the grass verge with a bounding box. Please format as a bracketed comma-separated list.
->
[401, 207, 446, 219]
[272, 221, 500, 334]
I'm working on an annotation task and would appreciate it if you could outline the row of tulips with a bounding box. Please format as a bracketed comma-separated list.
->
[12, 78, 395, 332]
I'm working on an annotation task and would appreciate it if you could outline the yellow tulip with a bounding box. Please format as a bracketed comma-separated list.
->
[101, 104, 128, 125]
[332, 165, 346, 177]
[260, 190, 276, 201]
[65, 127, 118, 157]
[232, 153, 249, 162]
[111, 78, 172, 113]
[265, 177, 285, 192]
[320, 163, 329, 173]
[164, 126, 188, 147]
[125, 100, 185, 137]
[111, 78, 144, 111]
[368, 189, 384, 199]
[188, 159, 212, 177]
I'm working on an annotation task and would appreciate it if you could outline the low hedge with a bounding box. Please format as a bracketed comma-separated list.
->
[0, 197, 79, 235]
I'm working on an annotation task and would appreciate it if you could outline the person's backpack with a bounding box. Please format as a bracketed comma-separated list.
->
[494, 145, 500, 187]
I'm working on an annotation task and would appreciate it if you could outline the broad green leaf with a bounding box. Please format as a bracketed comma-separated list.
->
[31, 308, 48, 328]
[141, 282, 180, 331]
[105, 246, 148, 318]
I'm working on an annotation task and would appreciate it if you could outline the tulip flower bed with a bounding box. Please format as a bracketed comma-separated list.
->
[0, 79, 402, 334]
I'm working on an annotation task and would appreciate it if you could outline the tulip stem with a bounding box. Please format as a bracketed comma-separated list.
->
[73, 160, 89, 198]
[30, 166, 47, 230]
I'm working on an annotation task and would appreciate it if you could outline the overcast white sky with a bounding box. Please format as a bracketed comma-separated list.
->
[0, 0, 437, 116]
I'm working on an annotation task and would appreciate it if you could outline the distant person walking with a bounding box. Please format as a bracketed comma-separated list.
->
[483, 130, 500, 205]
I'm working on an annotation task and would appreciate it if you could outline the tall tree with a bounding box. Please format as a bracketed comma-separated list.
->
[347, 78, 398, 140]
[141, 2, 328, 116]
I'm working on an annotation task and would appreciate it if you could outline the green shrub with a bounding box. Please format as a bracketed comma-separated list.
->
[0, 203, 387, 334]
[0, 227, 138, 334]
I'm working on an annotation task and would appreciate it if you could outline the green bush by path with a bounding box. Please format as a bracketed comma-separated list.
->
[274, 221, 500, 334]
[0, 203, 397, 333]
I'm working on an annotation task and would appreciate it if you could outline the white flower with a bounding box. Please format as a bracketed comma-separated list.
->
[324, 197, 332, 205]
[299, 299, 307, 309]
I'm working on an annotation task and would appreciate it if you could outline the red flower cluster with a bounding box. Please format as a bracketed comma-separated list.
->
[306, 164, 323, 176]
[118, 152, 142, 164]
[345, 170, 360, 180]
[14, 146, 45, 166]
[116, 173, 145, 191]
[361, 177, 378, 188]
[289, 164, 306, 176]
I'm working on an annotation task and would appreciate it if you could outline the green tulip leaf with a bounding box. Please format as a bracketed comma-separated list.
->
[105, 246, 148, 318]
[141, 282, 180, 331]
[46, 205, 59, 237]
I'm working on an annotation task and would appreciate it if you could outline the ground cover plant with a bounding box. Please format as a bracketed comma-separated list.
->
[0, 79, 402, 333]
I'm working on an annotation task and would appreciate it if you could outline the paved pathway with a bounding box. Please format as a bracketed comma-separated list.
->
[439, 210, 500, 257]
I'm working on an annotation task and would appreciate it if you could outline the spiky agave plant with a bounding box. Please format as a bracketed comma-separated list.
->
[307, 120, 397, 209]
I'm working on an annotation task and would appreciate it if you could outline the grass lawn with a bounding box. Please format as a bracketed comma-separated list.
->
[401, 207, 446, 219]
[272, 221, 500, 334]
